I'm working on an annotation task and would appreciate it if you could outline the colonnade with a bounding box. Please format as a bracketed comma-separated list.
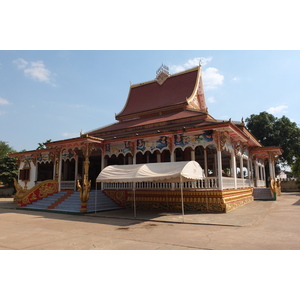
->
[21, 142, 271, 192]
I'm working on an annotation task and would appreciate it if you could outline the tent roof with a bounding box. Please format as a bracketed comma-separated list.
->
[96, 161, 204, 183]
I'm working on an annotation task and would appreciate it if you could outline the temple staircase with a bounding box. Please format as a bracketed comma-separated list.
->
[22, 190, 121, 213]
[253, 188, 275, 200]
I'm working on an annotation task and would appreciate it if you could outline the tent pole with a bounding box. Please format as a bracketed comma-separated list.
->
[180, 176, 185, 223]
[133, 182, 136, 219]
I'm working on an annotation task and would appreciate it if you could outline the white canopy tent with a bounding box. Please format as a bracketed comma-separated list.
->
[96, 161, 204, 221]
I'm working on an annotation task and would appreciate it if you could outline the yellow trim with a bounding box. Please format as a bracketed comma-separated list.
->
[186, 65, 202, 104]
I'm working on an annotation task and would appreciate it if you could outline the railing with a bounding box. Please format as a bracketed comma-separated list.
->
[102, 177, 257, 191]
[222, 177, 236, 189]
[61, 181, 76, 190]
[103, 177, 218, 190]
[223, 177, 254, 189]
[174, 178, 218, 189]
[256, 179, 266, 187]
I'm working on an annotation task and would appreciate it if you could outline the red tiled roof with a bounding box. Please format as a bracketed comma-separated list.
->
[88, 110, 210, 138]
[116, 67, 199, 120]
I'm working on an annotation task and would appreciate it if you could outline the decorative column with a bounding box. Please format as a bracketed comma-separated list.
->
[204, 148, 208, 177]
[215, 132, 223, 190]
[101, 153, 105, 170]
[191, 149, 195, 161]
[54, 149, 60, 182]
[231, 150, 237, 189]
[247, 158, 251, 184]
[171, 150, 175, 162]
[217, 150, 223, 190]
[78, 144, 93, 212]
[269, 154, 275, 181]
[259, 163, 263, 182]
[58, 148, 63, 191]
[157, 151, 161, 163]
[263, 163, 266, 182]
[100, 153, 105, 190]
[254, 160, 259, 187]
[240, 155, 244, 188]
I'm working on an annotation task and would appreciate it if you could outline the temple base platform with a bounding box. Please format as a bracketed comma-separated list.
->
[104, 188, 254, 213]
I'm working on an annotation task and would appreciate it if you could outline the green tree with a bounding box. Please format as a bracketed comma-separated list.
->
[0, 141, 18, 186]
[36, 139, 52, 150]
[0, 156, 18, 186]
[0, 141, 15, 158]
[292, 158, 300, 180]
[246, 112, 300, 166]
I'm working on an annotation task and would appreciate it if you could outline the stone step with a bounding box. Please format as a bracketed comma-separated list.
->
[24, 190, 121, 213]
[253, 188, 274, 200]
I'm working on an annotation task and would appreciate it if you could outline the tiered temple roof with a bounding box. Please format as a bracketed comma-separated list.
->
[85, 65, 263, 147]
[86, 66, 215, 139]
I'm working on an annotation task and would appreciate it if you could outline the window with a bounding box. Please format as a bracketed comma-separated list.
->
[19, 168, 30, 181]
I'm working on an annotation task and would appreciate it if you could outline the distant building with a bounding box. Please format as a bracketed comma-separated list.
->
[10, 65, 282, 213]
[277, 170, 287, 181]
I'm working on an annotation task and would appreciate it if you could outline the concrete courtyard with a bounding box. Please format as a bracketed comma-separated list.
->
[0, 192, 299, 250]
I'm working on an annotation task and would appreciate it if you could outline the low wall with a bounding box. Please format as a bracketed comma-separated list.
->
[281, 181, 300, 192]
[0, 187, 14, 197]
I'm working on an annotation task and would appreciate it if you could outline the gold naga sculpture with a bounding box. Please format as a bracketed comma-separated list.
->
[77, 156, 91, 212]
[13, 178, 59, 206]
[13, 178, 27, 203]
[270, 179, 282, 197]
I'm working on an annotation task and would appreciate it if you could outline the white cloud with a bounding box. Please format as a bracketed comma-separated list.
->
[232, 77, 240, 82]
[0, 97, 10, 105]
[170, 56, 212, 73]
[13, 58, 56, 86]
[207, 96, 216, 103]
[267, 105, 288, 114]
[169, 57, 224, 90]
[13, 58, 29, 69]
[202, 67, 224, 90]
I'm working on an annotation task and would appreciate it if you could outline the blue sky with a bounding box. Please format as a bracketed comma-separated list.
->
[1, 50, 300, 152]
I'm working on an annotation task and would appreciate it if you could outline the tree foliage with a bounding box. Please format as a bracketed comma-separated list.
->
[0, 141, 18, 186]
[0, 141, 15, 158]
[292, 158, 300, 181]
[0, 156, 18, 186]
[246, 112, 300, 166]
[36, 139, 52, 150]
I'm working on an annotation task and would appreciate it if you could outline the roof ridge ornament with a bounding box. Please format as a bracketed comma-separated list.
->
[156, 64, 170, 85]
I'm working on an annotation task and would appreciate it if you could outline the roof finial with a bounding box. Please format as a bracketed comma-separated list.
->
[156, 64, 170, 85]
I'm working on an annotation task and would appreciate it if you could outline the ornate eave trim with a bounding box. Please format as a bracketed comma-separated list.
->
[186, 65, 207, 113]
[117, 104, 186, 122]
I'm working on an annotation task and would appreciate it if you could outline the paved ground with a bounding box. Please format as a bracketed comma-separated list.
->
[0, 192, 299, 250]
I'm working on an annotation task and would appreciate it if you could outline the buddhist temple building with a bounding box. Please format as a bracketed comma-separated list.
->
[9, 64, 282, 213]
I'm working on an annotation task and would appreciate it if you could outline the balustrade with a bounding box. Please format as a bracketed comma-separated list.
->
[256, 179, 266, 187]
[61, 181, 76, 190]
[103, 177, 219, 190]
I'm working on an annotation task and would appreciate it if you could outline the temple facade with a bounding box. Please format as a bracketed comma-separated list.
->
[10, 65, 282, 213]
